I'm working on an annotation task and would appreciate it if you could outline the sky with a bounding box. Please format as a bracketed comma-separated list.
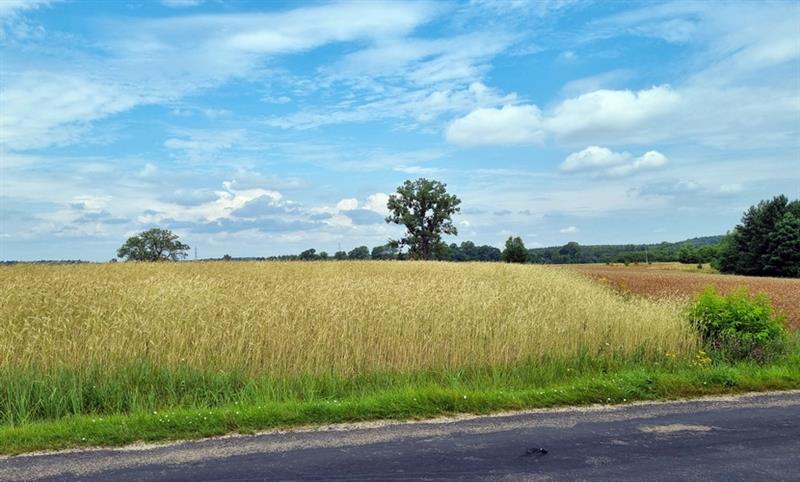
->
[1, 0, 799, 261]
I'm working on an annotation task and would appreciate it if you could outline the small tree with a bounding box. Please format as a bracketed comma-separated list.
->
[333, 251, 348, 260]
[117, 228, 190, 262]
[385, 178, 461, 260]
[502, 236, 527, 263]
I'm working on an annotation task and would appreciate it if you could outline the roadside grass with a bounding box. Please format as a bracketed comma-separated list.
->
[2, 349, 798, 455]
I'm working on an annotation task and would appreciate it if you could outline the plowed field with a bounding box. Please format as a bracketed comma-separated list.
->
[571, 264, 800, 330]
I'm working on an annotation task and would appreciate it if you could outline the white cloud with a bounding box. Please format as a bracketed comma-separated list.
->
[560, 147, 669, 177]
[139, 163, 158, 177]
[364, 193, 390, 213]
[163, 130, 245, 161]
[268, 81, 516, 130]
[0, 0, 50, 18]
[159, 182, 284, 223]
[559, 226, 579, 234]
[559, 69, 634, 98]
[545, 85, 680, 140]
[446, 85, 680, 147]
[335, 198, 359, 211]
[0, 74, 137, 150]
[606, 150, 669, 177]
[1, 2, 437, 152]
[560, 146, 628, 172]
[446, 104, 545, 146]
[326, 33, 513, 87]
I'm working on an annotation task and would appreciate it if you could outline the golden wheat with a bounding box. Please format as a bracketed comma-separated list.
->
[0, 261, 696, 376]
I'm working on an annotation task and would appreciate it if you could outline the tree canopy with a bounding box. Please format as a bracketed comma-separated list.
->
[117, 228, 190, 262]
[385, 178, 461, 260]
[715, 195, 800, 277]
[501, 236, 528, 263]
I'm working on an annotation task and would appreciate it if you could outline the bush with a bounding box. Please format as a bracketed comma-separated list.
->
[689, 287, 787, 362]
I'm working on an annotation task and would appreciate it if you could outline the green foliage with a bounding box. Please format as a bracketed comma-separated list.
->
[447, 241, 501, 262]
[333, 251, 348, 260]
[386, 178, 461, 260]
[501, 236, 527, 263]
[716, 195, 800, 277]
[298, 248, 318, 261]
[347, 246, 370, 260]
[116, 228, 190, 262]
[527, 236, 723, 264]
[677, 244, 718, 264]
[371, 244, 398, 260]
[689, 287, 787, 362]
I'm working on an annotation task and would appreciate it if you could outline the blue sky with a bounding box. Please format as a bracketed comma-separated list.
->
[1, 0, 799, 260]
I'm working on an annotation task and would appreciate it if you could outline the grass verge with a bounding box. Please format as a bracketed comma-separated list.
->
[2, 354, 798, 456]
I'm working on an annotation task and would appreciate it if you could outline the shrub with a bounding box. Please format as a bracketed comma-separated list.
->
[689, 286, 787, 362]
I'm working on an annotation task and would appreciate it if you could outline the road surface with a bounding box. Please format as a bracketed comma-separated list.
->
[2, 390, 799, 481]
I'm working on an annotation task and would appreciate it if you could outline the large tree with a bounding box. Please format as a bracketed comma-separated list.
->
[385, 178, 461, 260]
[117, 228, 190, 262]
[715, 195, 800, 277]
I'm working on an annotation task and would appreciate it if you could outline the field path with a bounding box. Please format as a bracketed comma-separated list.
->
[3, 390, 799, 481]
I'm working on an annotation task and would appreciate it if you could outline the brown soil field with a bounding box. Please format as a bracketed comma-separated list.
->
[569, 265, 800, 330]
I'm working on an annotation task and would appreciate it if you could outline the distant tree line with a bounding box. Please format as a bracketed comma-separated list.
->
[219, 241, 502, 263]
[105, 181, 797, 278]
[526, 236, 723, 265]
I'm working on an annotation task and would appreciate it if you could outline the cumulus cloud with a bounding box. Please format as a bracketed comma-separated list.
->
[560, 146, 669, 177]
[323, 193, 390, 226]
[336, 198, 359, 211]
[446, 85, 680, 147]
[559, 226, 579, 234]
[445, 104, 545, 146]
[605, 150, 668, 177]
[230, 194, 298, 218]
[546, 85, 680, 140]
[363, 193, 390, 213]
[560, 146, 629, 172]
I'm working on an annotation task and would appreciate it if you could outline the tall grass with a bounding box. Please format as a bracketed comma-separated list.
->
[0, 261, 697, 424]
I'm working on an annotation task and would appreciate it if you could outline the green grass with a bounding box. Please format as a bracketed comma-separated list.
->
[2, 348, 799, 455]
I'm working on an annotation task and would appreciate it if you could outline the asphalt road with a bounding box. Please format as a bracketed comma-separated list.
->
[2, 390, 799, 481]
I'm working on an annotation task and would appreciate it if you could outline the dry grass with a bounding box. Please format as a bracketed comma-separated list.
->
[0, 261, 695, 377]
[570, 264, 800, 330]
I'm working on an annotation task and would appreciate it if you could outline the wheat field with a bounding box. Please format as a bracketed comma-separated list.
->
[1, 261, 696, 378]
